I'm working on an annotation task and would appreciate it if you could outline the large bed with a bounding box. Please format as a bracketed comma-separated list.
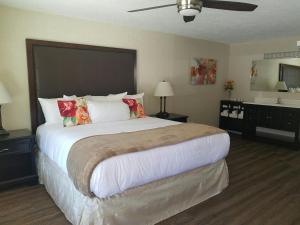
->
[26, 39, 230, 225]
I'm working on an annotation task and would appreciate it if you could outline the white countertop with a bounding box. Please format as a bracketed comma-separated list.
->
[243, 101, 300, 109]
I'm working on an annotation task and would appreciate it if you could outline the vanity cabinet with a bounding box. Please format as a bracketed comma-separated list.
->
[243, 103, 300, 148]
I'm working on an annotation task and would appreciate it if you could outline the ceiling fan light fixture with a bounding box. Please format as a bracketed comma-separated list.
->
[128, 0, 258, 24]
[177, 0, 202, 16]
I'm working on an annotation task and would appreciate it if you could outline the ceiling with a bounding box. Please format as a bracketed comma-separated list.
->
[1, 0, 300, 43]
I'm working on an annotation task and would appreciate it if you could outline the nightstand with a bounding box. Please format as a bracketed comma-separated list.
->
[0, 129, 38, 190]
[150, 113, 189, 123]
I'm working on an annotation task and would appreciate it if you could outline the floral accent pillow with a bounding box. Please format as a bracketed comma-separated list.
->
[57, 98, 91, 127]
[122, 98, 145, 119]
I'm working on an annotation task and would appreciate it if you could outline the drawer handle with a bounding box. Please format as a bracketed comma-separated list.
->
[0, 148, 9, 153]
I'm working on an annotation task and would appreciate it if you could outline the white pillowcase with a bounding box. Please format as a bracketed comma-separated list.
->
[86, 92, 127, 102]
[125, 93, 144, 99]
[87, 100, 130, 123]
[38, 98, 62, 124]
[124, 93, 144, 104]
[62, 95, 77, 100]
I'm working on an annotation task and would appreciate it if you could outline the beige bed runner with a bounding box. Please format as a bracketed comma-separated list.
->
[67, 123, 225, 196]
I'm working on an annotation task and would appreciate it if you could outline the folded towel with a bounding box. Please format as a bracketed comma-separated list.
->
[229, 110, 238, 118]
[220, 110, 229, 117]
[238, 111, 244, 119]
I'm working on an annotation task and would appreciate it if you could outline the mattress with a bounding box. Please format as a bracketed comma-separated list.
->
[36, 117, 230, 198]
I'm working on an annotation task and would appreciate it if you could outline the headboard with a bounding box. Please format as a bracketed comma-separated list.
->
[26, 39, 137, 132]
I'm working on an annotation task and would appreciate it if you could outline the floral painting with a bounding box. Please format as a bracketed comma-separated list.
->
[190, 58, 217, 85]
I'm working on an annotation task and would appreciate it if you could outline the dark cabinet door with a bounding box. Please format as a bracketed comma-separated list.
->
[243, 105, 257, 136]
[280, 109, 299, 132]
[257, 106, 282, 130]
[257, 106, 270, 128]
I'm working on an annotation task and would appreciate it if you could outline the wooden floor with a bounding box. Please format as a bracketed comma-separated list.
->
[1, 136, 300, 225]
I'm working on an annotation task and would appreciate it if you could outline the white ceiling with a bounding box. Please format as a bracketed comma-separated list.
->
[1, 0, 300, 43]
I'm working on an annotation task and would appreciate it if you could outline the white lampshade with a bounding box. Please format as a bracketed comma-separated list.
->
[0, 82, 12, 104]
[154, 81, 174, 97]
[275, 81, 288, 91]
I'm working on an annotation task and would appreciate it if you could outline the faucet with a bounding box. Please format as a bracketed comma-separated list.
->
[277, 97, 282, 104]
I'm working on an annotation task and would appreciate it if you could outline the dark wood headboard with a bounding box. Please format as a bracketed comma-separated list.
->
[26, 39, 137, 132]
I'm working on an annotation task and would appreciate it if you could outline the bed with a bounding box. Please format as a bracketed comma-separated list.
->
[26, 39, 230, 225]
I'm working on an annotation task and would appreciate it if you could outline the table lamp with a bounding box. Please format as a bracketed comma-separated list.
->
[0, 81, 12, 135]
[154, 81, 174, 118]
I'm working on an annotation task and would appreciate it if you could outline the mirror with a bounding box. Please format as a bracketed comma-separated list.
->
[250, 58, 300, 92]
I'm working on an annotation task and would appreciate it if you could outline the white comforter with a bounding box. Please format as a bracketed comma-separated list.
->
[36, 117, 230, 198]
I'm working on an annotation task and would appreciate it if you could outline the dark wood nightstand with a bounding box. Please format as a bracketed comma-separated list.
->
[150, 113, 189, 123]
[0, 129, 38, 190]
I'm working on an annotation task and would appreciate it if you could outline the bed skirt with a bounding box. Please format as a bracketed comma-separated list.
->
[37, 151, 229, 225]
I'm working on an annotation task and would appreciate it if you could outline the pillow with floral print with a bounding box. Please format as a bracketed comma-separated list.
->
[122, 98, 145, 119]
[57, 98, 91, 127]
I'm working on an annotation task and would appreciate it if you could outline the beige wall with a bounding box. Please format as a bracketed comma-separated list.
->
[228, 36, 300, 101]
[0, 6, 229, 130]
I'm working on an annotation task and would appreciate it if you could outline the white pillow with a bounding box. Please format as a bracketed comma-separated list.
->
[108, 92, 128, 98]
[63, 95, 77, 100]
[38, 98, 62, 124]
[125, 93, 144, 99]
[87, 100, 130, 123]
[124, 93, 144, 104]
[86, 92, 127, 102]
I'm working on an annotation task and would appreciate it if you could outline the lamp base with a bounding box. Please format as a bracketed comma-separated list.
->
[156, 112, 170, 119]
[0, 129, 9, 136]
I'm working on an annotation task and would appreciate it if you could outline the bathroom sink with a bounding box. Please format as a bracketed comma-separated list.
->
[254, 97, 278, 104]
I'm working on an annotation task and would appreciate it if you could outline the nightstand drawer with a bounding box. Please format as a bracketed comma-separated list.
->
[0, 139, 32, 155]
[0, 154, 34, 182]
[0, 129, 37, 190]
[171, 117, 188, 123]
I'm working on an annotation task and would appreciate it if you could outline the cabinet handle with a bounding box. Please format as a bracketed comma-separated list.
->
[0, 148, 9, 153]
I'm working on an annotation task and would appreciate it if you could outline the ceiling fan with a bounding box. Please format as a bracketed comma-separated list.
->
[128, 0, 258, 23]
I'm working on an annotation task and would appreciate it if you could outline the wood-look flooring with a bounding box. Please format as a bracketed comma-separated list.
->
[0, 136, 300, 225]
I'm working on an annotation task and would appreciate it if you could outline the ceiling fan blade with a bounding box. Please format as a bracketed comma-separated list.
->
[203, 1, 257, 11]
[183, 16, 196, 23]
[128, 4, 177, 13]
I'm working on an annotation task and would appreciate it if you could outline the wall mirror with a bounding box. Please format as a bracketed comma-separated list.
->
[250, 58, 300, 92]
